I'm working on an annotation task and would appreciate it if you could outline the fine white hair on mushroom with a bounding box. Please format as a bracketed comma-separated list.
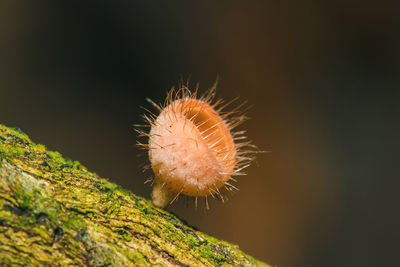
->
[134, 83, 259, 209]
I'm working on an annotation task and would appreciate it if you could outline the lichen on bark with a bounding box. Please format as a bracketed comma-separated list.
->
[0, 124, 270, 266]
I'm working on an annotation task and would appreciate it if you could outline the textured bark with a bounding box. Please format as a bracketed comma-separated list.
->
[0, 124, 270, 266]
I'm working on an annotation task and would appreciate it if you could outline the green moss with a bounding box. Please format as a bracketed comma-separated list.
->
[0, 123, 270, 266]
[0, 210, 9, 221]
[46, 150, 66, 167]
[128, 253, 148, 266]
[64, 214, 85, 230]
[95, 181, 118, 193]
[46, 209, 59, 222]
[13, 190, 29, 209]
[34, 143, 46, 150]
[0, 146, 24, 159]
[10, 127, 30, 140]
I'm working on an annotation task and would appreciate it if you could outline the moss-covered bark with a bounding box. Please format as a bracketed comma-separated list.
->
[0, 124, 270, 266]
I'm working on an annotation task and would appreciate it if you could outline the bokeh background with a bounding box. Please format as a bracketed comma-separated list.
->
[1, 1, 399, 266]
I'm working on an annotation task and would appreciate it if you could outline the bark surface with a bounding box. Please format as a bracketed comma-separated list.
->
[0, 124, 270, 266]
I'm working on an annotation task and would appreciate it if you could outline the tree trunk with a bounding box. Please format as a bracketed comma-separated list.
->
[0, 124, 270, 266]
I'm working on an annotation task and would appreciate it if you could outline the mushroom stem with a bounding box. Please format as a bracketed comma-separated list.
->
[151, 179, 175, 209]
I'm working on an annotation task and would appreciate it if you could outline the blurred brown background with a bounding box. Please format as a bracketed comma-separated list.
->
[1, 1, 399, 266]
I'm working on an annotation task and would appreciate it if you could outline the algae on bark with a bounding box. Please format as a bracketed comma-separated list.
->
[0, 124, 270, 266]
